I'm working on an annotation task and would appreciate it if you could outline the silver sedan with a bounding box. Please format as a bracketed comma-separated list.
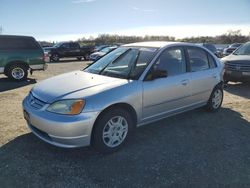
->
[23, 42, 224, 153]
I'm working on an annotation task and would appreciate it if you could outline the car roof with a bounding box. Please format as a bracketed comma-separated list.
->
[0, 35, 34, 39]
[123, 41, 185, 48]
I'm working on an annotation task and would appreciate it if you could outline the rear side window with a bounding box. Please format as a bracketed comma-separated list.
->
[0, 37, 40, 50]
[208, 53, 217, 68]
[187, 48, 209, 72]
[69, 43, 79, 48]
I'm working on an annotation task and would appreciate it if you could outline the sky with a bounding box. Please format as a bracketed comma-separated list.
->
[0, 0, 250, 41]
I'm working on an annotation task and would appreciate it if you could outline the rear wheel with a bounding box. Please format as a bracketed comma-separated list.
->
[51, 54, 60, 62]
[7, 64, 28, 81]
[92, 108, 133, 153]
[207, 86, 223, 112]
[77, 57, 82, 61]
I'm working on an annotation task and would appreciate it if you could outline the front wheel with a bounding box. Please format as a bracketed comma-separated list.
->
[206, 86, 223, 112]
[92, 108, 133, 153]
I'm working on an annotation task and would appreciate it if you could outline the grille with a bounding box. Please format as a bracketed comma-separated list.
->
[28, 93, 46, 110]
[225, 61, 250, 72]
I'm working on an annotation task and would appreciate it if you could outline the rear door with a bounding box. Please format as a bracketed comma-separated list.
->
[60, 43, 71, 57]
[186, 46, 219, 103]
[142, 47, 192, 122]
[69, 42, 81, 57]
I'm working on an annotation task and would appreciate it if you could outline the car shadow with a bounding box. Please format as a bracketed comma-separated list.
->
[0, 77, 37, 92]
[225, 82, 250, 99]
[1, 108, 250, 187]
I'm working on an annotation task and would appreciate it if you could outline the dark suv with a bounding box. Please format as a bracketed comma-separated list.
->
[43, 42, 94, 62]
[0, 35, 47, 81]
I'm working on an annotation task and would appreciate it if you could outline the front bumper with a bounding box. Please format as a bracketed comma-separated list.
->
[224, 70, 250, 82]
[22, 96, 99, 148]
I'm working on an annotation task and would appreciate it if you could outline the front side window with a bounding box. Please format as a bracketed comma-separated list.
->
[61, 43, 70, 48]
[187, 48, 209, 72]
[153, 48, 186, 76]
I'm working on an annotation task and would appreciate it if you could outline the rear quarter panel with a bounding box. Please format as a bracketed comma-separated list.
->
[0, 49, 44, 68]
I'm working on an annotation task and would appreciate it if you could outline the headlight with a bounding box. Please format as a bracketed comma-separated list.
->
[47, 99, 85, 115]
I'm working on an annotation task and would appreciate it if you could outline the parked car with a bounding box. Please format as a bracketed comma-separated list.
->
[223, 43, 242, 56]
[43, 42, 94, 62]
[23, 41, 224, 153]
[89, 46, 117, 61]
[0, 35, 47, 81]
[222, 42, 250, 83]
[93, 45, 110, 52]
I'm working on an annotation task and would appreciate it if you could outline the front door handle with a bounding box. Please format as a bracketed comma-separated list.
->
[181, 79, 189, 86]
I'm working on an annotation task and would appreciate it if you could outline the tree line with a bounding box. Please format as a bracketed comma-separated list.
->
[39, 30, 250, 47]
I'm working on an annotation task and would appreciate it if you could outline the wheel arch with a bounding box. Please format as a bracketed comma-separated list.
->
[90, 102, 138, 144]
[4, 60, 29, 75]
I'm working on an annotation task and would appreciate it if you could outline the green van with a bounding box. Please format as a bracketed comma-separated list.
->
[0, 35, 47, 81]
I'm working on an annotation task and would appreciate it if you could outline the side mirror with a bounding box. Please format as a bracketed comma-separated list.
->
[146, 69, 168, 80]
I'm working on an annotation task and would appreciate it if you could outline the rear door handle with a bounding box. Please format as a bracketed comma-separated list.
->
[181, 79, 189, 86]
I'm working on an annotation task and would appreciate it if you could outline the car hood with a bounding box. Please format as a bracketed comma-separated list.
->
[32, 71, 126, 103]
[91, 52, 105, 57]
[221, 54, 250, 63]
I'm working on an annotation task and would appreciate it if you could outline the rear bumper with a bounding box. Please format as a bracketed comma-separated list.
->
[30, 64, 48, 71]
[224, 70, 250, 82]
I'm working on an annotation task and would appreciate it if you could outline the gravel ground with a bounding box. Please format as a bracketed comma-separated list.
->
[0, 60, 250, 188]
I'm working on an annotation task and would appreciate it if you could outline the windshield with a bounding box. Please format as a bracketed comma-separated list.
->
[233, 42, 250, 55]
[84, 46, 158, 79]
[100, 47, 113, 53]
[230, 43, 242, 48]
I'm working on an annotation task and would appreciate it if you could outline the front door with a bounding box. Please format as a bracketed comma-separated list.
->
[142, 47, 192, 122]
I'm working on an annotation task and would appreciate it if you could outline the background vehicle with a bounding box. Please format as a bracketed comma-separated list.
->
[0, 35, 47, 81]
[222, 42, 250, 83]
[89, 46, 117, 61]
[223, 43, 242, 56]
[93, 45, 110, 52]
[23, 41, 224, 153]
[43, 42, 94, 62]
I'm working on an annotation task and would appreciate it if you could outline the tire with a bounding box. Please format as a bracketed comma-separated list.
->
[206, 86, 223, 112]
[51, 54, 60, 62]
[7, 64, 28, 81]
[77, 57, 82, 61]
[92, 108, 133, 153]
[84, 55, 90, 61]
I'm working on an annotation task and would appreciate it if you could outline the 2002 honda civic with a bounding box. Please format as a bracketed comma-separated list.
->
[23, 42, 224, 153]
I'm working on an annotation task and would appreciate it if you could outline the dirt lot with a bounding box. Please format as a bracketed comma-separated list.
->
[0, 60, 250, 187]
